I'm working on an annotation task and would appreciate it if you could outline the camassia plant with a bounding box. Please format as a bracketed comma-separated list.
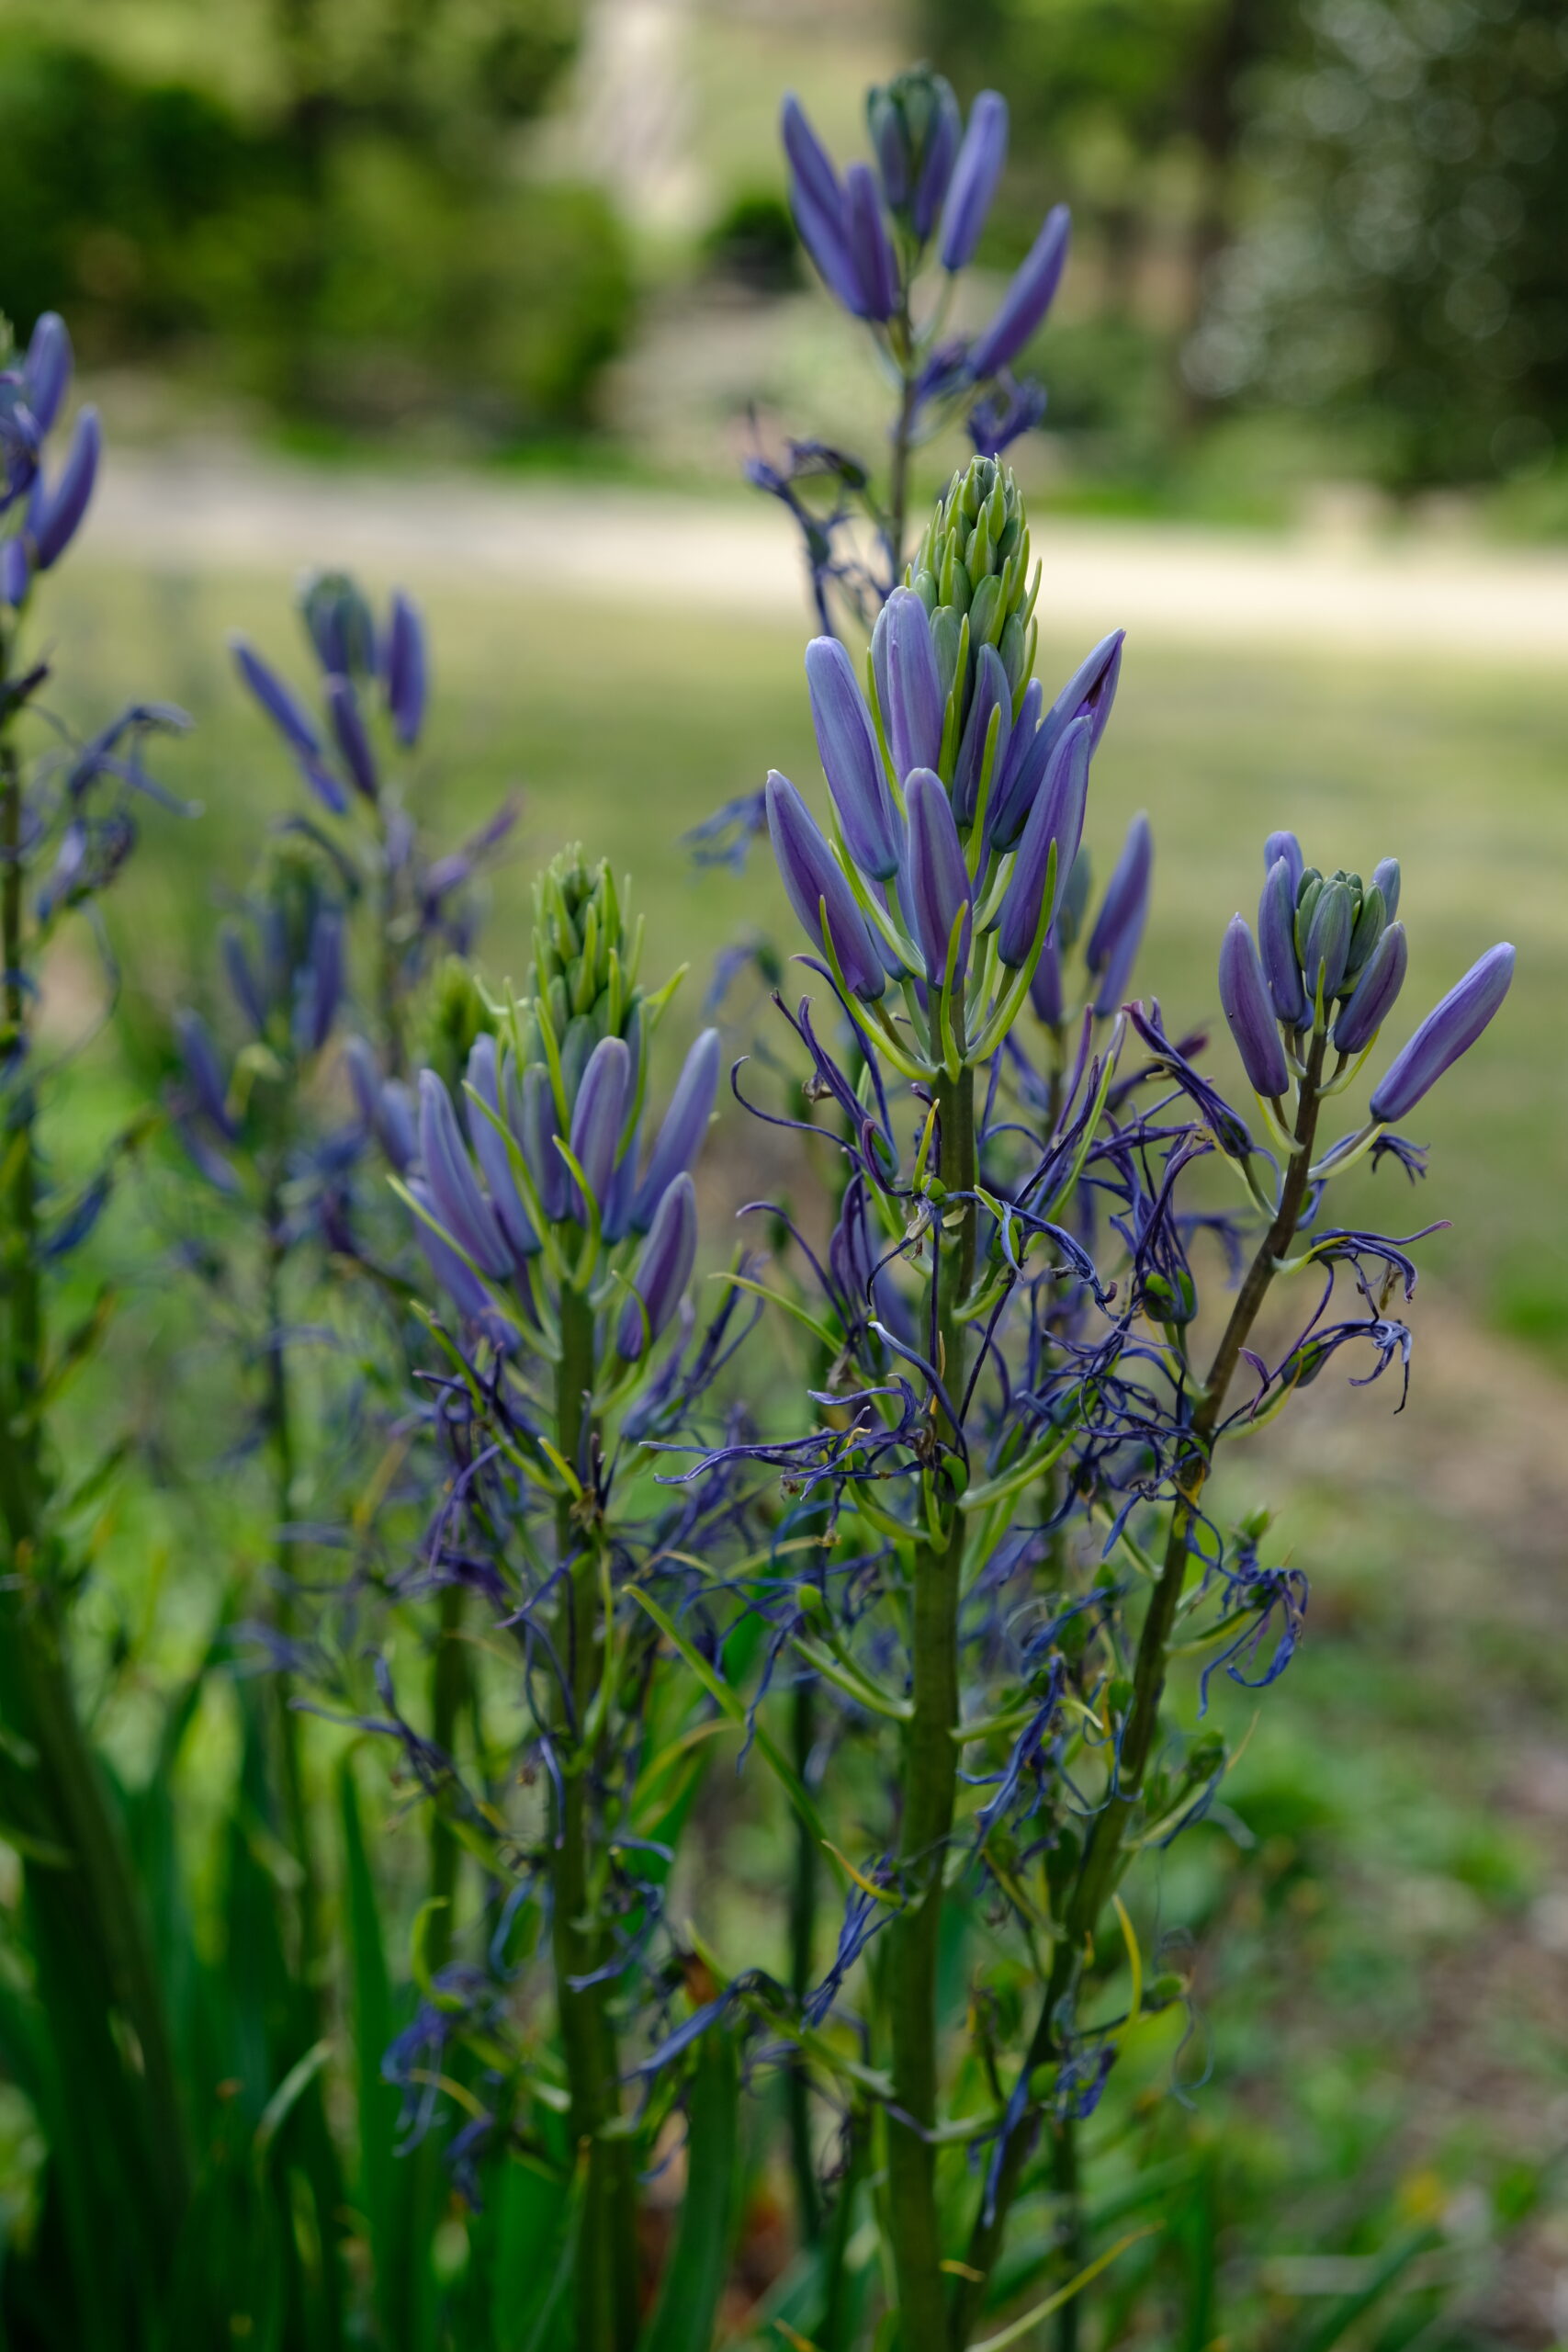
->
[659, 450, 1513, 2349]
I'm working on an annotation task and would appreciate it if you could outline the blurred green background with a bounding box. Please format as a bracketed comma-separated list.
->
[6, 0, 1568, 2335]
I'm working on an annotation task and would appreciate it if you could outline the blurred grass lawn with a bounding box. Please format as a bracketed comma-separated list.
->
[51, 554, 1568, 1358]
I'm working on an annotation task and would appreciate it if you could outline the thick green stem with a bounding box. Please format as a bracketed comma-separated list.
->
[885, 1063, 976, 2351]
[788, 1671, 822, 2245]
[553, 1283, 638, 2352]
[1053, 2120, 1083, 2352]
[952, 1036, 1329, 2343]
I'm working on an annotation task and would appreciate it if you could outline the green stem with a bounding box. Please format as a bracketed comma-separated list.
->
[818, 2103, 870, 2352]
[887, 372, 919, 585]
[1053, 2120, 1083, 2352]
[426, 1577, 467, 1974]
[952, 1035, 1329, 2343]
[262, 1205, 323, 1999]
[553, 1283, 638, 2352]
[788, 1670, 822, 2245]
[885, 1062, 976, 2352]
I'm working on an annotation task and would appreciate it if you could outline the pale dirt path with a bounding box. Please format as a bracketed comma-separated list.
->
[88, 445, 1568, 668]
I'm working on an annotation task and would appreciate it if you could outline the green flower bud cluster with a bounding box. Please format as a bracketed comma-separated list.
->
[866, 66, 958, 232]
[1293, 864, 1392, 1004]
[418, 954, 497, 1095]
[523, 846, 648, 1104]
[908, 455, 1038, 713]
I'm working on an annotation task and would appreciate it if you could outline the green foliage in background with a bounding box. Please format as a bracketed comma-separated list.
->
[0, 4, 631, 436]
[916, 0, 1568, 495]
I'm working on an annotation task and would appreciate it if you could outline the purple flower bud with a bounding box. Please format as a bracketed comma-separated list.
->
[231, 636, 321, 759]
[1, 536, 30, 609]
[464, 1035, 537, 1259]
[992, 631, 1122, 851]
[1302, 878, 1353, 1005]
[407, 1178, 495, 1326]
[377, 1079, 417, 1175]
[903, 768, 972, 983]
[953, 642, 1012, 829]
[1264, 831, 1304, 893]
[1219, 916, 1289, 1098]
[940, 91, 1008, 270]
[325, 674, 379, 801]
[782, 92, 841, 220]
[1085, 812, 1153, 1008]
[520, 1062, 570, 1222]
[301, 571, 376, 679]
[765, 771, 886, 1001]
[383, 589, 427, 747]
[1371, 856, 1400, 923]
[31, 406, 99, 569]
[617, 1172, 697, 1360]
[294, 908, 344, 1056]
[782, 96, 865, 316]
[806, 636, 903, 881]
[1334, 921, 1407, 1056]
[1029, 932, 1064, 1026]
[24, 313, 72, 436]
[1258, 855, 1306, 1028]
[221, 923, 269, 1035]
[912, 85, 961, 240]
[1369, 942, 1514, 1124]
[634, 1026, 720, 1231]
[843, 163, 898, 321]
[418, 1069, 511, 1279]
[998, 716, 1091, 967]
[175, 1010, 237, 1138]
[569, 1034, 632, 1221]
[969, 206, 1071, 379]
[874, 587, 943, 780]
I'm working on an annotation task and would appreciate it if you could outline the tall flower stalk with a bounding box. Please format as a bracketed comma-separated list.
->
[0, 314, 193, 2326]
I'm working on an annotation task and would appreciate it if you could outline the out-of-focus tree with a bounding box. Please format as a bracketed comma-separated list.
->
[917, 0, 1568, 491]
[0, 0, 631, 436]
[1188, 0, 1568, 487]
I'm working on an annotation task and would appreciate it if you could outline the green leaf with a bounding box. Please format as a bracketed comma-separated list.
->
[637, 2027, 740, 2352]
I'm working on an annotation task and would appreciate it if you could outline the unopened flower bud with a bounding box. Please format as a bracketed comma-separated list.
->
[874, 588, 943, 780]
[1219, 916, 1289, 1098]
[325, 674, 378, 801]
[1371, 856, 1400, 923]
[1334, 920, 1407, 1056]
[617, 1172, 697, 1359]
[301, 570, 376, 679]
[806, 636, 903, 880]
[634, 1027, 720, 1232]
[1302, 877, 1353, 1005]
[1258, 855, 1306, 1027]
[940, 91, 1008, 270]
[843, 163, 898, 321]
[953, 641, 1011, 828]
[904, 768, 972, 983]
[766, 773, 886, 1001]
[417, 1070, 511, 1279]
[31, 405, 99, 569]
[969, 206, 1071, 379]
[1369, 942, 1514, 1124]
[383, 589, 427, 747]
[997, 717, 1090, 967]
[24, 312, 72, 436]
[1263, 831, 1304, 893]
[464, 1035, 538, 1260]
[1085, 813, 1152, 1015]
[569, 1035, 632, 1219]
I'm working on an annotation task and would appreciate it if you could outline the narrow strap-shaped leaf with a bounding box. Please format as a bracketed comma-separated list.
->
[637, 2026, 741, 2352]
